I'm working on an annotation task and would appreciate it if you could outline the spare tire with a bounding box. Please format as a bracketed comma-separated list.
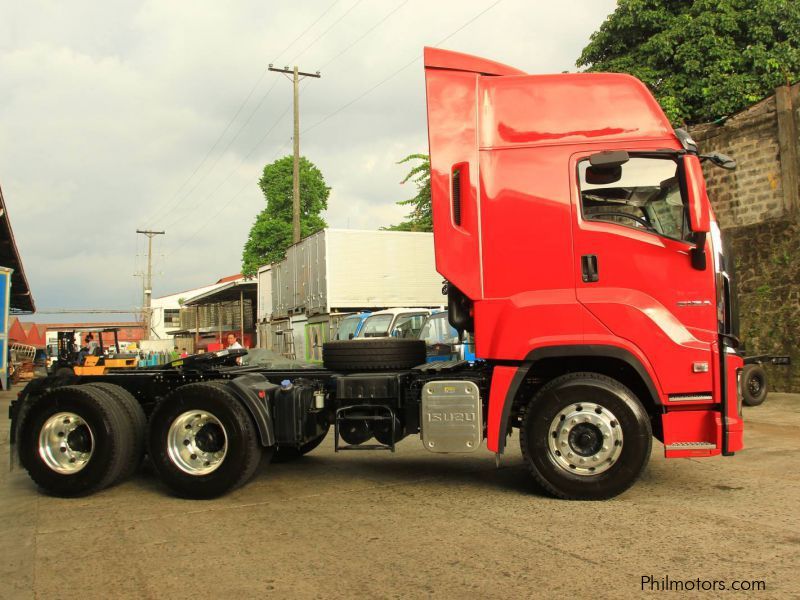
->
[323, 338, 426, 371]
[742, 364, 768, 406]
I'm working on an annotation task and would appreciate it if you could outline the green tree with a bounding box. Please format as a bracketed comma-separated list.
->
[384, 154, 432, 232]
[577, 0, 800, 124]
[241, 155, 329, 276]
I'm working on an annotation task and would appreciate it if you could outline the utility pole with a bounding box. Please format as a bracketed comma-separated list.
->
[268, 64, 321, 243]
[136, 229, 165, 340]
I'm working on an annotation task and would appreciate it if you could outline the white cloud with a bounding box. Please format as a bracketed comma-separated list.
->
[0, 0, 616, 321]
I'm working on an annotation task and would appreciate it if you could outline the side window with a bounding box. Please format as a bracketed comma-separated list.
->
[579, 157, 692, 242]
[394, 313, 428, 338]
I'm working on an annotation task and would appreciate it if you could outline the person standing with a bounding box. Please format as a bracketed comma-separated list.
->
[226, 334, 243, 349]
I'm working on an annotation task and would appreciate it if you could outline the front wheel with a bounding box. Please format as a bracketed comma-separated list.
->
[147, 382, 263, 498]
[520, 372, 652, 500]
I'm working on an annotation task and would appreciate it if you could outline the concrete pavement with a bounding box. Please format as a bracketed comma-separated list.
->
[2, 386, 798, 599]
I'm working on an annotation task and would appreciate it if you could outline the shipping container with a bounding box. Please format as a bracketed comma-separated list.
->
[270, 229, 444, 319]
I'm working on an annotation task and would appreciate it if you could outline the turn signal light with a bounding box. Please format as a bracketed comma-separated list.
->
[692, 362, 709, 373]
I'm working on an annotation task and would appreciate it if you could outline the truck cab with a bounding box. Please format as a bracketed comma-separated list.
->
[425, 47, 742, 462]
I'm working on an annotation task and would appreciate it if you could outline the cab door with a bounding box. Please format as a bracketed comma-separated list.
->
[571, 151, 717, 395]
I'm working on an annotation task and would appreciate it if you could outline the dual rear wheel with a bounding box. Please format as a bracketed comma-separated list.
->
[18, 383, 146, 496]
[19, 381, 330, 499]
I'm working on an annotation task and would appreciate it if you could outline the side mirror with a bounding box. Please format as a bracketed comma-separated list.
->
[701, 152, 736, 170]
[682, 155, 710, 234]
[682, 155, 711, 270]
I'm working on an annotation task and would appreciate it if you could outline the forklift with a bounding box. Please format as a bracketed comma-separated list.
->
[48, 328, 138, 376]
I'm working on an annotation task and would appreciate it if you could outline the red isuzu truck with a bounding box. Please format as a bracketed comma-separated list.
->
[9, 48, 743, 500]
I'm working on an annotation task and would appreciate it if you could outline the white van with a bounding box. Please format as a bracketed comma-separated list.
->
[355, 308, 432, 339]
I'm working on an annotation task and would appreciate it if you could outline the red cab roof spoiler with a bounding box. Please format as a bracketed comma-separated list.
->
[423, 47, 526, 77]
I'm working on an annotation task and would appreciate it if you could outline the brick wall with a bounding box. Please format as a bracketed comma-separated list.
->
[689, 83, 800, 392]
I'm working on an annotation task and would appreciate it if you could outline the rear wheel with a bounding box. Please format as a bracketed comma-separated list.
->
[18, 385, 132, 496]
[147, 382, 262, 498]
[84, 382, 147, 479]
[741, 364, 768, 406]
[520, 372, 652, 500]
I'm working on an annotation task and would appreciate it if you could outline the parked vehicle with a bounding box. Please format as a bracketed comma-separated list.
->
[418, 311, 476, 362]
[740, 355, 790, 406]
[10, 47, 747, 501]
[333, 312, 371, 340]
[47, 328, 138, 376]
[355, 308, 431, 339]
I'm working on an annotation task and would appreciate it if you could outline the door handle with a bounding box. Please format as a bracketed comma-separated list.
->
[581, 255, 599, 283]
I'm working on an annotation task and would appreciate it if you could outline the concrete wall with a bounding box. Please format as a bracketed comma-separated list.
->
[690, 83, 800, 391]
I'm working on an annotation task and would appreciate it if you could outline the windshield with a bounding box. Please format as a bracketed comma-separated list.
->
[419, 314, 459, 345]
[392, 313, 428, 338]
[335, 316, 361, 340]
[358, 314, 394, 337]
[579, 156, 691, 242]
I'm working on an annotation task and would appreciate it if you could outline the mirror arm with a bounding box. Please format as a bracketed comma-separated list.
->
[690, 232, 707, 270]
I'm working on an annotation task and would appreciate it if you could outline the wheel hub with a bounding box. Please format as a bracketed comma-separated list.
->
[167, 411, 228, 475]
[38, 412, 94, 473]
[548, 402, 623, 476]
[749, 376, 761, 395]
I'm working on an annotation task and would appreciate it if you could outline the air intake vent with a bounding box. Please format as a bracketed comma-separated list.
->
[452, 169, 462, 226]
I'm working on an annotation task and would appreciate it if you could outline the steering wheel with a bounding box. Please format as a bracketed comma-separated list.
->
[592, 212, 657, 232]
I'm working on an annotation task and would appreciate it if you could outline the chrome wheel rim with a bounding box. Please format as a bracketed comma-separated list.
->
[167, 411, 228, 475]
[38, 412, 94, 473]
[548, 402, 623, 476]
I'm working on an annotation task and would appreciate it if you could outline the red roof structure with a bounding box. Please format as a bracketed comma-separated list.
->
[216, 273, 243, 284]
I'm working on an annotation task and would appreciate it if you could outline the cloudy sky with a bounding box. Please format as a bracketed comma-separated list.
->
[1, 0, 617, 322]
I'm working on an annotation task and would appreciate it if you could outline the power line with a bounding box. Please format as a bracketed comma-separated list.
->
[318, 0, 411, 71]
[163, 100, 294, 230]
[144, 0, 342, 227]
[289, 0, 365, 64]
[162, 102, 295, 254]
[158, 2, 405, 239]
[303, 0, 504, 136]
[161, 1, 504, 260]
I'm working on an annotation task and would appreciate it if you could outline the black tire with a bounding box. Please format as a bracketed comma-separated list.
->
[273, 423, 331, 462]
[520, 372, 652, 500]
[85, 383, 147, 479]
[339, 419, 373, 445]
[18, 385, 131, 496]
[742, 364, 768, 406]
[146, 382, 262, 498]
[322, 339, 426, 371]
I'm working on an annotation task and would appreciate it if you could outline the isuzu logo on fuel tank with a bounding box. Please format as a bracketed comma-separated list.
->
[427, 412, 476, 422]
[421, 380, 482, 453]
